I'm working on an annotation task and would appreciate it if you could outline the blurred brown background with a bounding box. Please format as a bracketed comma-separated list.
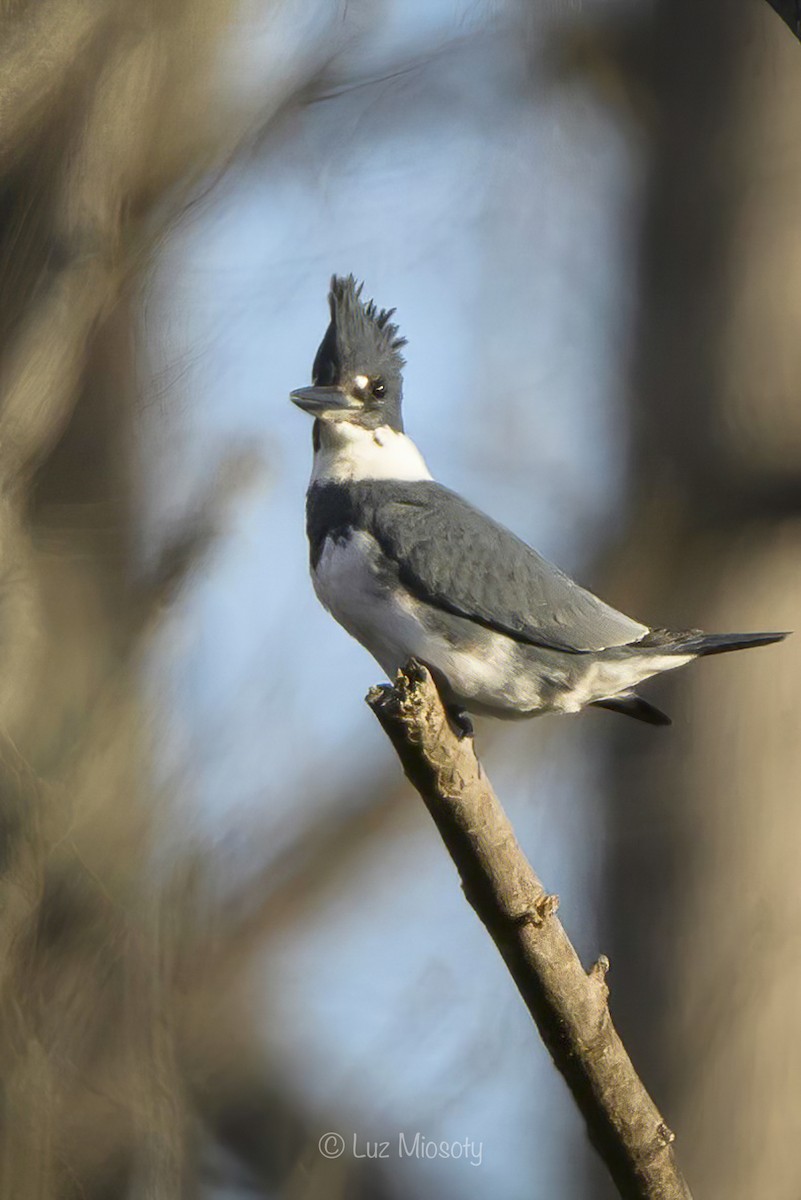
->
[0, 1, 799, 1198]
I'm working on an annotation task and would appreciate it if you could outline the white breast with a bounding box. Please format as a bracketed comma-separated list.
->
[311, 423, 433, 485]
[312, 530, 423, 679]
[312, 528, 539, 714]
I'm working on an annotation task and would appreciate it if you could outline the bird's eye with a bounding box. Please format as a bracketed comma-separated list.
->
[372, 379, 386, 398]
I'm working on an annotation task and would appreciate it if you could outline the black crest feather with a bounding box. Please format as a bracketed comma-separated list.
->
[313, 275, 407, 384]
[306, 276, 407, 432]
[329, 274, 407, 355]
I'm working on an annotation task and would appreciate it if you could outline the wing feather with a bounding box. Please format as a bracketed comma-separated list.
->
[366, 483, 648, 653]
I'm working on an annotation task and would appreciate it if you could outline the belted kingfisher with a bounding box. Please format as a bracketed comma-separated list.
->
[291, 275, 787, 730]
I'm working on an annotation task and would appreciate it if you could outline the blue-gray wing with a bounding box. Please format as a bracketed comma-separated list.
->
[368, 483, 648, 654]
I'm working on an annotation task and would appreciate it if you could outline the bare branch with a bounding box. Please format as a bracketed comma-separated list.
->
[367, 661, 693, 1200]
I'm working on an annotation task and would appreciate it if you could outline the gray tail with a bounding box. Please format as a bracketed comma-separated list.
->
[668, 630, 790, 657]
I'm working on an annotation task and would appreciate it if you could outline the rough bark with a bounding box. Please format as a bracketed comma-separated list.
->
[368, 661, 693, 1200]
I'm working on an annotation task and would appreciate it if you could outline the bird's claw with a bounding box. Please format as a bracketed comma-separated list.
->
[447, 706, 474, 741]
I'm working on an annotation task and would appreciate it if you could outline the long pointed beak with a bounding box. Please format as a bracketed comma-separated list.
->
[290, 384, 351, 415]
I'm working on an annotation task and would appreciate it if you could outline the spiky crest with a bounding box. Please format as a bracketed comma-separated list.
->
[312, 275, 407, 388]
[330, 273, 406, 355]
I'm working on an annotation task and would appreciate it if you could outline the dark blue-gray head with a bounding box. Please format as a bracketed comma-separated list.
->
[290, 275, 407, 433]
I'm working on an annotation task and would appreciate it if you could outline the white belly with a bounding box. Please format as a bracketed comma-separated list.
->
[556, 653, 693, 713]
[311, 530, 691, 719]
[312, 530, 537, 714]
[312, 531, 422, 677]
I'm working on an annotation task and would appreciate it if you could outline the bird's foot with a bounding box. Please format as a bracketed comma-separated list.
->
[447, 705, 474, 741]
[366, 681, 394, 704]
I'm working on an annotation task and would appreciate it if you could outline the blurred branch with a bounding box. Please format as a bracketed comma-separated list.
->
[305, 30, 482, 105]
[0, 27, 161, 485]
[246, 24, 499, 161]
[367, 661, 693, 1200]
[764, 0, 801, 39]
[140, 447, 265, 623]
[0, 0, 110, 165]
[0, 1, 361, 1192]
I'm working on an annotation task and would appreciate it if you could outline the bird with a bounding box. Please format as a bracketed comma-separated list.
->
[290, 275, 787, 733]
